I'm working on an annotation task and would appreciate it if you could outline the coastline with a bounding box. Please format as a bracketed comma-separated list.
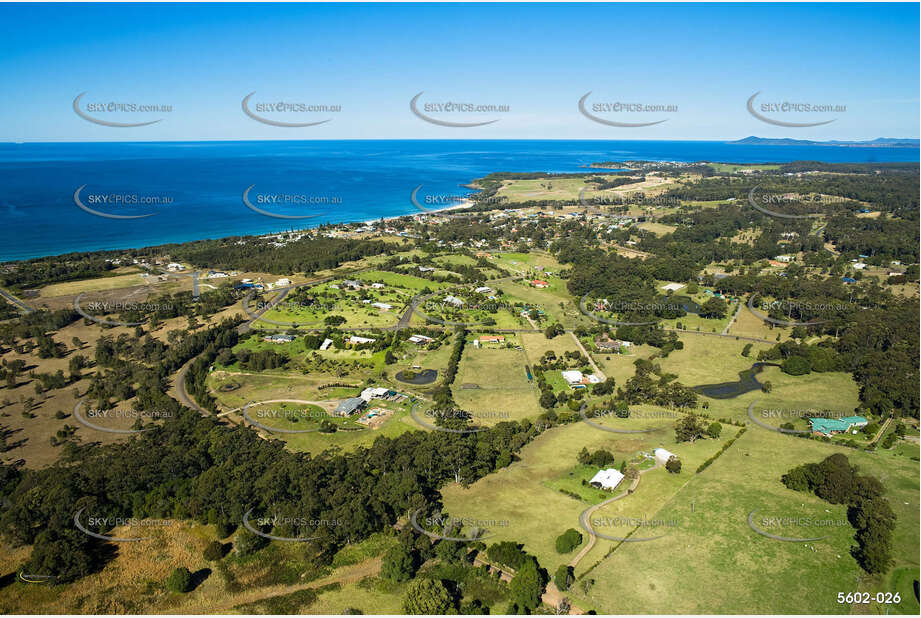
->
[2, 139, 918, 263]
[363, 199, 476, 225]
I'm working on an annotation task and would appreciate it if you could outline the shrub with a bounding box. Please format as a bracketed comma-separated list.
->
[665, 456, 682, 474]
[234, 528, 268, 556]
[554, 564, 574, 591]
[215, 521, 235, 539]
[165, 567, 193, 593]
[203, 540, 226, 561]
[554, 528, 583, 554]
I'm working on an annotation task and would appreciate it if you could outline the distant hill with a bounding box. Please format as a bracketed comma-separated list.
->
[729, 136, 920, 148]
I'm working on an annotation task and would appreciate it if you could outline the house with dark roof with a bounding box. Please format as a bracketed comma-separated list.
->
[335, 397, 366, 417]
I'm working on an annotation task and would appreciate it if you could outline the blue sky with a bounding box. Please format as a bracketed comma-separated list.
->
[0, 2, 917, 141]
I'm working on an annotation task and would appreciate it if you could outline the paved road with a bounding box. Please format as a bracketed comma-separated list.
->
[171, 357, 210, 415]
[0, 287, 33, 314]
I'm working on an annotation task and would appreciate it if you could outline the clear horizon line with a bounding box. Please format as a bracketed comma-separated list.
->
[3, 136, 920, 145]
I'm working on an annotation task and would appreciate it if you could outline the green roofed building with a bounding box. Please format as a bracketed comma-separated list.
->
[809, 416, 869, 436]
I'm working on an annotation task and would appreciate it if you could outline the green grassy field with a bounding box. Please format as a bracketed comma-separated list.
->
[279, 402, 416, 456]
[356, 270, 448, 290]
[568, 427, 919, 614]
[441, 414, 732, 576]
[39, 271, 149, 296]
[452, 346, 539, 424]
[543, 463, 621, 504]
[635, 221, 677, 236]
[493, 175, 644, 202]
[243, 401, 360, 431]
[707, 163, 782, 173]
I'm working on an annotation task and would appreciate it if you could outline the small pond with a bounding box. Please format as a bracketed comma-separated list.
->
[692, 362, 780, 399]
[395, 368, 438, 385]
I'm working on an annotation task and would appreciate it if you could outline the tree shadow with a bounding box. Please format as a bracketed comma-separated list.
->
[189, 568, 212, 591]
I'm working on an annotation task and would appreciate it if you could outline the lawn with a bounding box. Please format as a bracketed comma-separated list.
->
[728, 302, 794, 341]
[493, 176, 642, 203]
[568, 426, 919, 614]
[242, 401, 361, 432]
[278, 402, 417, 456]
[500, 280, 591, 330]
[39, 271, 149, 297]
[356, 270, 448, 291]
[635, 221, 677, 236]
[591, 343, 655, 387]
[441, 415, 733, 575]
[451, 346, 539, 424]
[543, 463, 621, 504]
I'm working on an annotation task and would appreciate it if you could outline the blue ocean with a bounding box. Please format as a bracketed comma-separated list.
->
[0, 140, 917, 262]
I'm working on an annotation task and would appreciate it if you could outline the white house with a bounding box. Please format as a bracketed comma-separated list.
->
[408, 334, 434, 344]
[348, 335, 376, 345]
[444, 295, 465, 307]
[653, 448, 677, 466]
[263, 334, 294, 344]
[166, 262, 185, 272]
[561, 370, 584, 386]
[275, 277, 292, 287]
[774, 255, 794, 263]
[371, 283, 386, 289]
[474, 286, 493, 294]
[853, 262, 868, 270]
[661, 282, 686, 292]
[371, 302, 393, 311]
[319, 338, 333, 351]
[589, 468, 625, 491]
[359, 386, 390, 402]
